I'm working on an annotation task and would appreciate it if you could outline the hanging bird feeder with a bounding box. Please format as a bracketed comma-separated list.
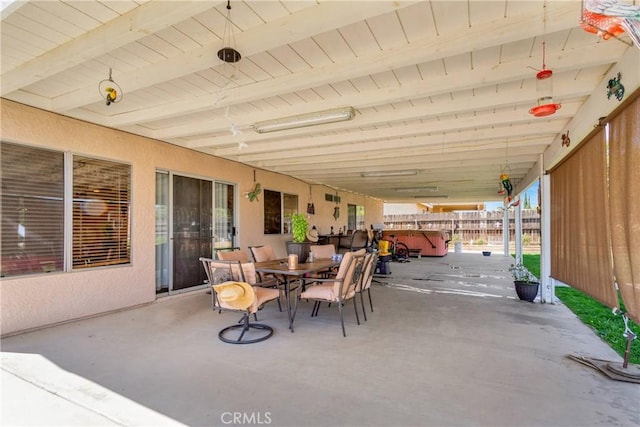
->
[529, 41, 561, 117]
[97, 68, 123, 106]
[218, 0, 241, 63]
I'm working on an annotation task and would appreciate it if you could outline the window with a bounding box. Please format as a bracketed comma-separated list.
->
[347, 204, 365, 231]
[73, 156, 131, 268]
[264, 189, 298, 234]
[1, 142, 64, 277]
[0, 142, 131, 277]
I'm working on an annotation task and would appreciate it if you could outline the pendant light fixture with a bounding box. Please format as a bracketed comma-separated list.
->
[218, 0, 241, 63]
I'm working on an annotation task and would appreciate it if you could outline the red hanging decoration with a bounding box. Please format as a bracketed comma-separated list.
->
[529, 41, 561, 117]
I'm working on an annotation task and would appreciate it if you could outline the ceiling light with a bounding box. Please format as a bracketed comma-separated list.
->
[361, 170, 418, 178]
[395, 186, 438, 192]
[414, 195, 448, 199]
[253, 107, 355, 133]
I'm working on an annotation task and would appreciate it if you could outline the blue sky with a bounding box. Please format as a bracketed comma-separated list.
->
[484, 180, 539, 211]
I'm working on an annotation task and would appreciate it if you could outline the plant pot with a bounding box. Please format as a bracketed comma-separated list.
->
[514, 281, 539, 302]
[285, 241, 311, 263]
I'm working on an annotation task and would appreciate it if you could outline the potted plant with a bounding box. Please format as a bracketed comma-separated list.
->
[286, 213, 311, 262]
[510, 263, 540, 302]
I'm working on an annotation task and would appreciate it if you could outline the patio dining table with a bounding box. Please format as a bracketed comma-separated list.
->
[254, 258, 340, 333]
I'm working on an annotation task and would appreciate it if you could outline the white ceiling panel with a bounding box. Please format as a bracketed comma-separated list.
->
[2, 0, 637, 204]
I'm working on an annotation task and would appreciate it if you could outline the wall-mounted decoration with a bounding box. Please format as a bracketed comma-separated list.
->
[306, 185, 315, 214]
[333, 206, 340, 220]
[607, 72, 625, 101]
[561, 131, 571, 147]
[246, 182, 261, 202]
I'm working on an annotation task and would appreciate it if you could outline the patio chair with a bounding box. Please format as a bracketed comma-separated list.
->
[249, 244, 287, 295]
[213, 253, 282, 311]
[307, 244, 338, 280]
[349, 230, 369, 252]
[337, 230, 369, 254]
[299, 249, 366, 337]
[355, 252, 378, 321]
[200, 257, 280, 344]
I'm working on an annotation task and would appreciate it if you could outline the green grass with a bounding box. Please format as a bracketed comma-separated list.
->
[520, 253, 640, 364]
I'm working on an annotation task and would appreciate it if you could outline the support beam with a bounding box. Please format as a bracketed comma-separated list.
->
[503, 204, 509, 257]
[541, 173, 554, 304]
[515, 200, 522, 266]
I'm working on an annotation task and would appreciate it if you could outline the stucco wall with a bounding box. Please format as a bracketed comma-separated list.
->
[0, 100, 383, 335]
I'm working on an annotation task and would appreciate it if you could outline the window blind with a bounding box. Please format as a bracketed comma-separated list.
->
[72, 156, 131, 268]
[1, 142, 64, 277]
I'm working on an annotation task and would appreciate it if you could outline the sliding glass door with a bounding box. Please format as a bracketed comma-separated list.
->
[155, 172, 237, 294]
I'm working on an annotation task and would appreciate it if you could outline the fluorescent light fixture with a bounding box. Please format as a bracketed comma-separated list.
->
[253, 107, 355, 133]
[361, 170, 418, 177]
[395, 186, 438, 192]
[414, 195, 448, 199]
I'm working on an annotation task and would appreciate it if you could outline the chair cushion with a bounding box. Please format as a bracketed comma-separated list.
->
[300, 282, 335, 301]
[217, 250, 250, 262]
[209, 261, 257, 285]
[234, 262, 257, 285]
[310, 244, 335, 259]
[251, 287, 280, 314]
[251, 245, 276, 262]
[301, 249, 366, 300]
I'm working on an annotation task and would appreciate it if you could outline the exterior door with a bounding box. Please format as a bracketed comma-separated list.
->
[172, 175, 212, 291]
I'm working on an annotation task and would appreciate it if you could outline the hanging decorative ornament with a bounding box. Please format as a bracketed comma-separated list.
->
[499, 141, 513, 200]
[218, 0, 241, 64]
[500, 171, 513, 202]
[306, 185, 315, 215]
[97, 68, 123, 106]
[497, 181, 506, 195]
[528, 42, 561, 117]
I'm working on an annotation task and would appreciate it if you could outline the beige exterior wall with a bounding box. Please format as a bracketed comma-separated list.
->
[0, 100, 383, 335]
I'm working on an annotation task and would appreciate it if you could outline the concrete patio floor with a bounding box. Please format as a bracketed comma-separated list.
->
[2, 252, 639, 426]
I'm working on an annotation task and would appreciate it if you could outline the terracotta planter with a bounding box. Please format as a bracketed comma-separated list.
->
[514, 281, 539, 302]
